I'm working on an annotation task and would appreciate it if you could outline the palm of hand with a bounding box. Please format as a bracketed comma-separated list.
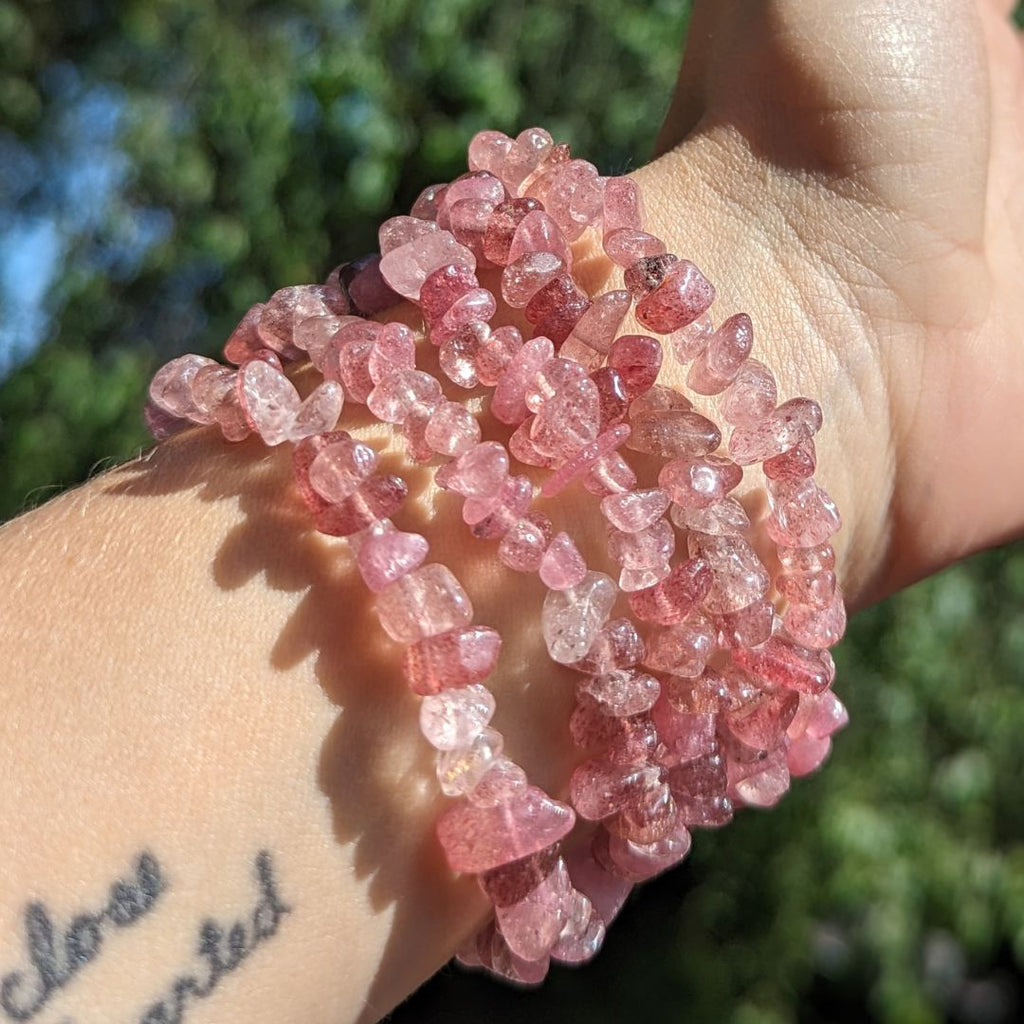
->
[639, 0, 1024, 605]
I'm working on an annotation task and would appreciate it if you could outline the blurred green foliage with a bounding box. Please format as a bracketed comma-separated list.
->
[1, 2, 1023, 1022]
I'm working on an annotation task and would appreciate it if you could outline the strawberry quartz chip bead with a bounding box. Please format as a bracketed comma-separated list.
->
[236, 359, 343, 446]
[378, 229, 476, 302]
[635, 259, 716, 334]
[728, 397, 823, 465]
[375, 564, 474, 643]
[542, 571, 618, 665]
[402, 626, 502, 696]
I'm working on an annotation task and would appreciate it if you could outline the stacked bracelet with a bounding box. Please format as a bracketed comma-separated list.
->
[145, 126, 849, 985]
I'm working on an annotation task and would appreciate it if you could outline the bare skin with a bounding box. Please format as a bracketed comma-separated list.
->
[0, 2, 1021, 1021]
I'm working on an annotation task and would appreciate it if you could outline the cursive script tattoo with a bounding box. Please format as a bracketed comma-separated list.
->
[138, 851, 290, 1024]
[0, 852, 165, 1021]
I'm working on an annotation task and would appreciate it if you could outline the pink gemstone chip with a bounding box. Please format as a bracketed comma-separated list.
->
[635, 260, 716, 335]
[539, 532, 588, 590]
[628, 558, 713, 626]
[355, 528, 430, 593]
[402, 626, 502, 696]
[378, 231, 476, 301]
[375, 563, 474, 643]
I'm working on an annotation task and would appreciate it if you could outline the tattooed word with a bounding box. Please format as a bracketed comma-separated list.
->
[0, 852, 165, 1022]
[138, 851, 290, 1024]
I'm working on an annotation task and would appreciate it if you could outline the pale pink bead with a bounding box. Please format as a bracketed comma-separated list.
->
[784, 593, 847, 648]
[541, 424, 632, 499]
[618, 563, 672, 592]
[766, 476, 842, 546]
[558, 335, 603, 373]
[570, 760, 662, 821]
[295, 315, 349, 370]
[524, 357, 587, 414]
[567, 289, 631, 354]
[475, 324, 523, 387]
[410, 182, 447, 220]
[419, 684, 496, 750]
[236, 359, 300, 445]
[601, 176, 643, 234]
[355, 528, 429, 593]
[378, 230, 476, 301]
[287, 381, 344, 441]
[687, 312, 754, 395]
[718, 358, 778, 426]
[776, 569, 837, 608]
[777, 543, 836, 575]
[564, 845, 632, 927]
[378, 214, 439, 255]
[375, 563, 474, 643]
[468, 129, 513, 174]
[600, 488, 671, 533]
[436, 170, 505, 228]
[366, 369, 443, 424]
[576, 668, 660, 717]
[602, 229, 666, 267]
[688, 532, 771, 614]
[438, 321, 487, 388]
[539, 533, 587, 590]
[667, 752, 733, 827]
[436, 783, 575, 874]
[605, 821, 692, 882]
[508, 418, 555, 468]
[608, 520, 675, 569]
[222, 303, 267, 366]
[329, 323, 379, 401]
[498, 513, 554, 572]
[492, 336, 555, 425]
[424, 400, 481, 456]
[501, 251, 565, 308]
[436, 726, 504, 797]
[574, 618, 646, 675]
[650, 700, 717, 766]
[500, 127, 555, 193]
[630, 384, 691, 416]
[462, 474, 533, 536]
[582, 452, 637, 497]
[728, 397, 823, 465]
[435, 441, 509, 498]
[732, 636, 835, 695]
[659, 454, 743, 509]
[401, 408, 433, 463]
[787, 734, 832, 776]
[448, 198, 496, 263]
[149, 353, 217, 421]
[494, 858, 573, 961]
[670, 496, 751, 535]
[796, 690, 849, 740]
[635, 259, 716, 334]
[542, 571, 617, 664]
[529, 377, 601, 458]
[550, 889, 606, 964]
[644, 616, 716, 677]
[627, 558, 713, 626]
[713, 598, 775, 649]
[665, 668, 735, 714]
[469, 757, 530, 807]
[257, 284, 344, 357]
[626, 409, 721, 457]
[604, 779, 677, 846]
[314, 474, 408, 537]
[507, 209, 572, 267]
[730, 747, 791, 808]
[191, 364, 235, 421]
[543, 159, 603, 241]
[668, 313, 714, 363]
[402, 626, 502, 696]
[487, 932, 550, 985]
[429, 288, 497, 347]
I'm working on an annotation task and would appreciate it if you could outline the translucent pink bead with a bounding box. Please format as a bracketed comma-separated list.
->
[687, 532, 771, 614]
[789, 690, 849, 741]
[498, 512, 554, 572]
[438, 321, 487, 388]
[475, 324, 523, 387]
[664, 668, 735, 714]
[627, 558, 713, 626]
[419, 263, 478, 324]
[419, 684, 496, 750]
[402, 625, 502, 696]
[501, 252, 565, 308]
[728, 397, 823, 465]
[378, 215, 439, 255]
[378, 230, 476, 301]
[583, 452, 638, 497]
[492, 336, 555, 425]
[437, 727, 504, 797]
[644, 616, 716, 677]
[307, 436, 378, 504]
[343, 254, 402, 316]
[468, 129, 514, 175]
[424, 400, 481, 456]
[462, 475, 534, 538]
[375, 563, 474, 643]
[223, 303, 267, 365]
[530, 377, 601, 458]
[257, 284, 345, 357]
[718, 358, 778, 426]
[623, 254, 679, 299]
[590, 366, 629, 429]
[550, 889, 606, 964]
[630, 384, 691, 416]
[525, 275, 592, 344]
[608, 520, 675, 569]
[667, 752, 733, 827]
[567, 289, 631, 355]
[601, 488, 671, 533]
[483, 197, 543, 265]
[777, 543, 836, 574]
[289, 382, 344, 441]
[576, 668, 661, 718]
[635, 260, 716, 334]
[724, 684, 799, 752]
[574, 618, 646, 675]
[603, 229, 666, 267]
[764, 437, 817, 481]
[541, 424, 632, 499]
[570, 760, 662, 821]
[493, 859, 573, 962]
[436, 441, 509, 499]
[329, 323, 378, 401]
[542, 571, 617, 664]
[730, 747, 791, 809]
[436, 170, 505, 229]
[524, 357, 588, 414]
[607, 334, 663, 400]
[507, 209, 572, 267]
[787, 734, 832, 777]
[237, 359, 300, 445]
[618, 563, 672, 592]
[604, 821, 692, 882]
[668, 312, 714, 364]
[543, 159, 603, 240]
[687, 313, 754, 395]
[626, 409, 721, 457]
[601, 176, 643, 235]
[733, 636, 835, 695]
[449, 198, 496, 263]
[565, 845, 631, 927]
[784, 594, 847, 648]
[364, 370, 440, 426]
[500, 127, 555, 194]
[650, 700, 716, 766]
[659, 454, 743, 509]
[605, 780, 677, 845]
[765, 476, 841, 546]
[539, 533, 587, 590]
[670, 496, 751, 535]
[314, 474, 408, 537]
[508, 418, 555, 468]
[777, 569, 837, 608]
[469, 758, 529, 807]
[410, 182, 447, 220]
[366, 322, 416, 384]
[149, 354, 217, 421]
[436, 784, 575, 874]
[712, 598, 775, 649]
[355, 528, 429, 593]
[429, 288, 497, 347]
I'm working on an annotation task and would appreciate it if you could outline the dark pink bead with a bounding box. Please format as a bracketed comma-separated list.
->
[623, 254, 679, 300]
[591, 367, 629, 428]
[628, 558, 713, 625]
[403, 626, 502, 696]
[635, 260, 716, 335]
[525, 275, 591, 344]
[607, 334, 663, 400]
[733, 636, 835, 695]
[483, 197, 544, 266]
[666, 752, 733, 827]
[313, 474, 408, 536]
[420, 263, 479, 324]
[764, 438, 817, 481]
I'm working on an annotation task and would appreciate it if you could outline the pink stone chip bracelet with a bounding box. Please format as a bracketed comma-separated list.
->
[145, 126, 849, 986]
